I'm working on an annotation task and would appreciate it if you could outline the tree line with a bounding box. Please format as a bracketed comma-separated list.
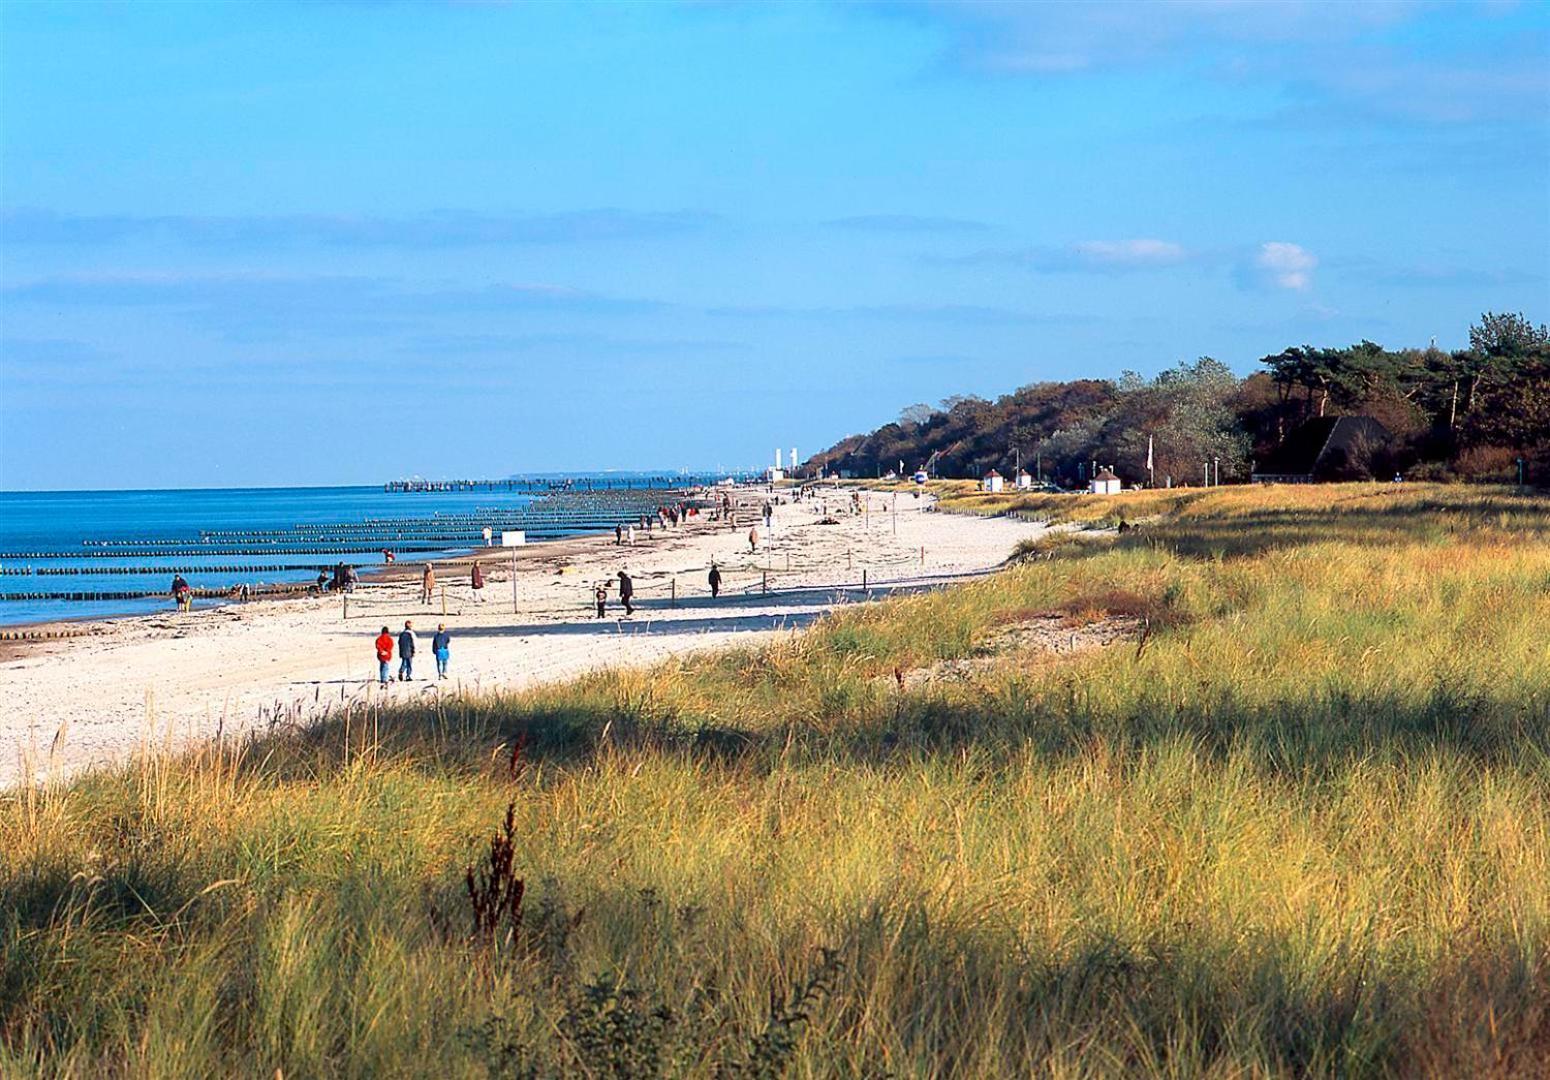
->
[806, 312, 1549, 486]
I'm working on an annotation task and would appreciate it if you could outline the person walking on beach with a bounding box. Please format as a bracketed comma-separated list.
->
[748, 525, 760, 553]
[171, 574, 192, 612]
[708, 562, 721, 599]
[615, 524, 624, 546]
[432, 623, 451, 680]
[397, 620, 417, 681]
[470, 559, 485, 602]
[616, 570, 635, 616]
[374, 626, 394, 686]
[594, 582, 608, 619]
[420, 563, 436, 605]
[627, 524, 636, 546]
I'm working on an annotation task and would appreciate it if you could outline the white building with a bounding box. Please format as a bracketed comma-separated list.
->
[1090, 467, 1122, 495]
[982, 469, 1005, 493]
[1015, 469, 1034, 490]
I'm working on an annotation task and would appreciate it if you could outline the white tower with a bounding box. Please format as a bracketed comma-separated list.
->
[774, 447, 782, 469]
[790, 447, 797, 472]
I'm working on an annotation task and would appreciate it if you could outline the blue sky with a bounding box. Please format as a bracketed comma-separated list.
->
[2, 1, 1546, 489]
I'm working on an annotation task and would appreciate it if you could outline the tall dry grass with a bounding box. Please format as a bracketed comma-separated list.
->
[3, 484, 1548, 1077]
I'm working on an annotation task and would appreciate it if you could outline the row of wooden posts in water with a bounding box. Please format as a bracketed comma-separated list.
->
[381, 474, 747, 493]
[0, 564, 375, 576]
[1, 544, 452, 561]
[75, 489, 714, 548]
[0, 583, 317, 602]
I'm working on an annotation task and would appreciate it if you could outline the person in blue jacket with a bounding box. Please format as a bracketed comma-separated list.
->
[432, 623, 451, 679]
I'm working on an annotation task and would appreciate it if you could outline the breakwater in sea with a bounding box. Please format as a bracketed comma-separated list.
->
[0, 476, 741, 625]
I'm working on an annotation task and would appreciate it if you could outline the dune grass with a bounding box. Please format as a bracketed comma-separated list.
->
[4, 483, 1549, 1077]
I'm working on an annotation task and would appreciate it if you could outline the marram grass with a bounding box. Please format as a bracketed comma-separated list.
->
[3, 484, 1548, 1078]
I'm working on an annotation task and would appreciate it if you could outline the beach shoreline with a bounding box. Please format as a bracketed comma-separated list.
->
[0, 504, 710, 649]
[1, 488, 1050, 787]
[0, 536, 592, 658]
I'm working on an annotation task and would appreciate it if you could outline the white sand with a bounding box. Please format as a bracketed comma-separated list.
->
[1, 490, 1048, 786]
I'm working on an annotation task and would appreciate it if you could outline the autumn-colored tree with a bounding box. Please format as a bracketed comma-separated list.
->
[803, 312, 1544, 483]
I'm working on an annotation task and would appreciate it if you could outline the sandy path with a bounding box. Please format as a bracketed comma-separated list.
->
[1, 490, 1047, 785]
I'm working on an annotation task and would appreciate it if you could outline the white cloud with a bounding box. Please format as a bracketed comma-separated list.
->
[1071, 238, 1189, 267]
[947, 237, 1192, 273]
[1251, 241, 1317, 290]
[877, 2, 1547, 126]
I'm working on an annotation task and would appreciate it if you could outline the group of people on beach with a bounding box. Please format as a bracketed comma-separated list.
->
[315, 562, 358, 594]
[347, 488, 776, 680]
[613, 501, 700, 545]
[594, 569, 634, 617]
[591, 561, 724, 618]
[420, 560, 484, 605]
[373, 620, 453, 683]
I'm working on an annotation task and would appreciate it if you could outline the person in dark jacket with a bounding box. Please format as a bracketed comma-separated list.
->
[171, 574, 192, 612]
[432, 623, 451, 679]
[595, 582, 608, 619]
[470, 560, 485, 602]
[708, 563, 721, 599]
[616, 570, 634, 615]
[397, 620, 416, 681]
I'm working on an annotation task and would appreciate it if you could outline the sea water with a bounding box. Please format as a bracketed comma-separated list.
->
[0, 480, 709, 627]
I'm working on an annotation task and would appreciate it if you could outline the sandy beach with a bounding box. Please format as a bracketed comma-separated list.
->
[0, 489, 1048, 786]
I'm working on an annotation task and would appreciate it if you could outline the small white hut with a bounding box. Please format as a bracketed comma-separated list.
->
[1015, 469, 1034, 490]
[1090, 467, 1122, 495]
[982, 469, 1005, 493]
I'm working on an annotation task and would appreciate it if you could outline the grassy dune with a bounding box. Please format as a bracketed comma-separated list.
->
[4, 484, 1549, 1077]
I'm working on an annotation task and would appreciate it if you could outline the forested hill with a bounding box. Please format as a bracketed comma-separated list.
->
[805, 312, 1550, 486]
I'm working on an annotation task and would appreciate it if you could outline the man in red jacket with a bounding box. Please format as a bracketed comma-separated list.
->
[374, 626, 394, 686]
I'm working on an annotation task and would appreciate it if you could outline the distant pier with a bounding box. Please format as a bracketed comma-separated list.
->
[383, 474, 748, 494]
